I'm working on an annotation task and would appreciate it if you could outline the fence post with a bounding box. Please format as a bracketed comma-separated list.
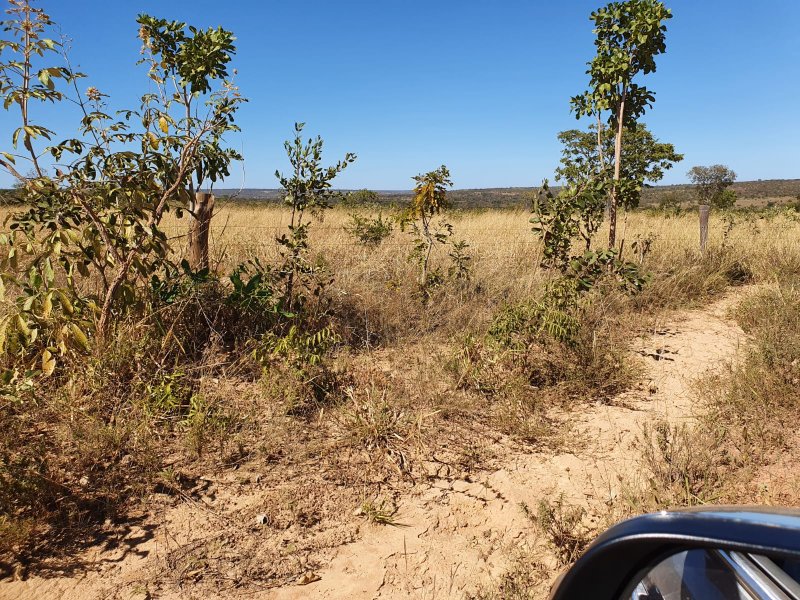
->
[699, 204, 709, 253]
[188, 191, 215, 270]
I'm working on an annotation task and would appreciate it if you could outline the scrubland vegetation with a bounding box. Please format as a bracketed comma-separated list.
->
[3, 200, 800, 583]
[1, 0, 799, 595]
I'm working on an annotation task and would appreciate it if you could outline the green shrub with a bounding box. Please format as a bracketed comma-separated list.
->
[344, 212, 394, 247]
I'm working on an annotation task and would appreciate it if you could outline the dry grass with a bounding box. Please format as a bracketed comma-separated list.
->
[3, 202, 800, 582]
[605, 283, 800, 530]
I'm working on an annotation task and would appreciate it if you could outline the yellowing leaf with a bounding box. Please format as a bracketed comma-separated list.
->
[57, 291, 74, 315]
[41, 349, 56, 376]
[42, 292, 53, 318]
[0, 316, 9, 354]
[159, 116, 169, 134]
[70, 323, 90, 351]
[147, 131, 159, 150]
[15, 314, 30, 337]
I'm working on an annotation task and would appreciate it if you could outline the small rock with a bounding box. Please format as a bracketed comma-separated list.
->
[297, 571, 321, 585]
[255, 514, 269, 526]
[78, 476, 89, 487]
[352, 506, 364, 517]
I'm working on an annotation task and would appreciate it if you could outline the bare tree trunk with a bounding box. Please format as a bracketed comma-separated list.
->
[421, 213, 432, 286]
[596, 116, 612, 215]
[188, 191, 215, 270]
[610, 93, 626, 249]
[596, 116, 605, 173]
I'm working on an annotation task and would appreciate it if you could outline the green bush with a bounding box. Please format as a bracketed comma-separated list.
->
[345, 212, 394, 247]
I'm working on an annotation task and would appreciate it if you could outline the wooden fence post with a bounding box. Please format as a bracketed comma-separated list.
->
[188, 191, 215, 270]
[699, 204, 709, 253]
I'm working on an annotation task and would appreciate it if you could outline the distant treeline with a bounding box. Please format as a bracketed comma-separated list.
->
[2, 179, 799, 209]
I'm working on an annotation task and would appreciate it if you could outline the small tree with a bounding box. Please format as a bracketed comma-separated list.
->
[531, 178, 648, 295]
[571, 0, 673, 247]
[405, 165, 452, 286]
[0, 2, 244, 377]
[687, 165, 737, 208]
[275, 123, 355, 311]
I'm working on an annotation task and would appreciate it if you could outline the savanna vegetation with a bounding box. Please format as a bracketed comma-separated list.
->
[0, 0, 798, 596]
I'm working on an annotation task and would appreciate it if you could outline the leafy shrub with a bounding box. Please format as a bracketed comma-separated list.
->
[488, 295, 579, 348]
[255, 324, 339, 373]
[345, 212, 394, 247]
[448, 239, 472, 281]
[715, 286, 800, 455]
[275, 122, 355, 311]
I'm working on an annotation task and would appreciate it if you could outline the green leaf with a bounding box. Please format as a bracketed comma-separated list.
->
[38, 69, 53, 90]
[56, 291, 74, 315]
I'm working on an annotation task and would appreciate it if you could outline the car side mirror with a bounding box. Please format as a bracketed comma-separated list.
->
[549, 509, 800, 600]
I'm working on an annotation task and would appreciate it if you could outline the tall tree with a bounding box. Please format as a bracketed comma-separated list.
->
[571, 0, 672, 247]
[556, 123, 682, 210]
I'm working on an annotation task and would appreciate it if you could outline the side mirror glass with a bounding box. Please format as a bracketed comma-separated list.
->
[625, 549, 800, 600]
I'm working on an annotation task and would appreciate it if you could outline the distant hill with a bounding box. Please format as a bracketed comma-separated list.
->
[5, 179, 796, 209]
[210, 179, 800, 209]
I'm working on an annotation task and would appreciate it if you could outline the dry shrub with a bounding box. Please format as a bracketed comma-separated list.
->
[338, 386, 415, 471]
[708, 285, 800, 462]
[454, 282, 637, 404]
[0, 276, 304, 568]
[531, 496, 592, 567]
[0, 384, 160, 574]
[632, 421, 733, 511]
[621, 284, 800, 518]
[492, 374, 555, 444]
[635, 248, 752, 310]
[468, 554, 548, 600]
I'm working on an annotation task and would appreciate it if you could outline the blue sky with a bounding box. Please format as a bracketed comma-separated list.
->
[2, 0, 798, 189]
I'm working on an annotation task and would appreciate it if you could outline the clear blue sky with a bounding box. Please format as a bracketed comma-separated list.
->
[2, 0, 798, 189]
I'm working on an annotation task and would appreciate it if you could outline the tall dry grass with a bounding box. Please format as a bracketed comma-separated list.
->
[158, 204, 800, 339]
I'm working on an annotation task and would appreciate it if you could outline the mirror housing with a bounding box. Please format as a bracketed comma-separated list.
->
[549, 508, 800, 600]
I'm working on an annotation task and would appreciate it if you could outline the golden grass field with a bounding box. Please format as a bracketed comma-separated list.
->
[197, 203, 800, 274]
[167, 203, 800, 317]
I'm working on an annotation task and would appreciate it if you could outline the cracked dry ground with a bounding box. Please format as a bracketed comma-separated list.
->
[4, 290, 747, 600]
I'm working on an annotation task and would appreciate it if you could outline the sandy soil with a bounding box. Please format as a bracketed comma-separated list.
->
[2, 290, 747, 600]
